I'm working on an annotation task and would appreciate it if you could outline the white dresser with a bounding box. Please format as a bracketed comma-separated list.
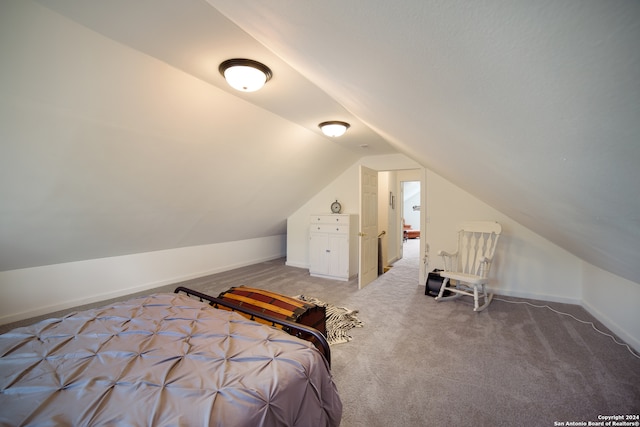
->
[309, 214, 358, 281]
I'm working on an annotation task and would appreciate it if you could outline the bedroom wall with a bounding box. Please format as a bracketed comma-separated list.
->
[0, 1, 358, 272]
[581, 264, 640, 353]
[425, 169, 583, 303]
[0, 235, 285, 324]
[286, 164, 360, 269]
[426, 170, 640, 352]
[286, 154, 421, 269]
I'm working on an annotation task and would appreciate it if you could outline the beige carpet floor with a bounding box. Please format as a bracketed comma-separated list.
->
[2, 239, 639, 426]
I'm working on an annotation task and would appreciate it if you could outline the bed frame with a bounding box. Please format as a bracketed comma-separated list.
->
[174, 286, 331, 366]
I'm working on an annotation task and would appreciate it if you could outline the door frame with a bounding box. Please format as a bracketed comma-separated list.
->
[359, 167, 427, 287]
[396, 170, 427, 285]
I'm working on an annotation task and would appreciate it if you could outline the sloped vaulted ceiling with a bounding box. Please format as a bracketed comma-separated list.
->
[207, 0, 640, 285]
[3, 1, 640, 288]
[1, 0, 393, 271]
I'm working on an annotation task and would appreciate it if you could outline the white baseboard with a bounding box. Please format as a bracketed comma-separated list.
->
[285, 260, 309, 270]
[582, 299, 640, 354]
[490, 288, 581, 305]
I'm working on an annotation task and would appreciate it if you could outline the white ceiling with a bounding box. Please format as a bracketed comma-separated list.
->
[12, 0, 640, 286]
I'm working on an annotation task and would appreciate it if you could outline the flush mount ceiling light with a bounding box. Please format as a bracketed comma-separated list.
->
[219, 58, 273, 92]
[319, 121, 350, 137]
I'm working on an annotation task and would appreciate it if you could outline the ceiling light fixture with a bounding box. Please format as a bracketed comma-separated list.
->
[319, 121, 350, 137]
[219, 58, 273, 92]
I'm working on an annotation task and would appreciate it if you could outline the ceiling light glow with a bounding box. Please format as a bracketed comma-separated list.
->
[319, 121, 350, 137]
[219, 58, 272, 92]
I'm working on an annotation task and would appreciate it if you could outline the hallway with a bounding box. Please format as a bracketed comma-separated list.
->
[392, 236, 420, 269]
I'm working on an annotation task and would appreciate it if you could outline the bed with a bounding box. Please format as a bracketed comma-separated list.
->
[0, 288, 341, 426]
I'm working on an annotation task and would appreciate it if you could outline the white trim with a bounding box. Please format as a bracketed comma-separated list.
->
[582, 299, 640, 354]
[490, 288, 581, 306]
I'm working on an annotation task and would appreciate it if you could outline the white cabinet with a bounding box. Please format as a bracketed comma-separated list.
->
[309, 214, 358, 281]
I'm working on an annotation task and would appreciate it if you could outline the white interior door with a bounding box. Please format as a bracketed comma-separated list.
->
[359, 165, 378, 289]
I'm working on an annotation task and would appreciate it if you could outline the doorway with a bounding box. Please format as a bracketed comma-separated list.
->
[401, 180, 421, 269]
[368, 169, 426, 286]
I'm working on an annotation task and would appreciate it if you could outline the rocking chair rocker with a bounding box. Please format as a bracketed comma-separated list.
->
[435, 221, 502, 312]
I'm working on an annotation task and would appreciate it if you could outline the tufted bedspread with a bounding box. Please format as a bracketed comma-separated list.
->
[0, 293, 342, 426]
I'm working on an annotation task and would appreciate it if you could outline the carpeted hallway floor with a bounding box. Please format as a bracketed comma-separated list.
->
[2, 239, 639, 426]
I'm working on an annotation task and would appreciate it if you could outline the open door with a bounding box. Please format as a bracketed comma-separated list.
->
[358, 165, 378, 289]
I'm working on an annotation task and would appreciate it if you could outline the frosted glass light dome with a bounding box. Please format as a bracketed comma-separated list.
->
[219, 59, 272, 92]
[319, 121, 350, 137]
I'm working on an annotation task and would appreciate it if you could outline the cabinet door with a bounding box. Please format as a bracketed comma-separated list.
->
[309, 232, 329, 274]
[327, 233, 349, 278]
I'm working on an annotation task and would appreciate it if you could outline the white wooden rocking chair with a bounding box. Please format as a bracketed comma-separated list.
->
[435, 221, 502, 312]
